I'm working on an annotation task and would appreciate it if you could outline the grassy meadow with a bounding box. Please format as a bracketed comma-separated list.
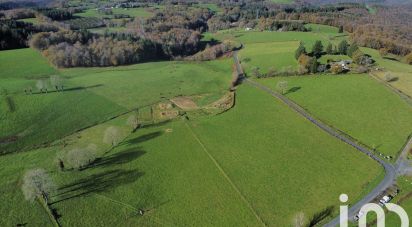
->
[0, 85, 382, 226]
[257, 75, 412, 157]
[239, 41, 298, 74]
[362, 47, 412, 98]
[2, 21, 410, 227]
[74, 8, 154, 19]
[0, 48, 232, 154]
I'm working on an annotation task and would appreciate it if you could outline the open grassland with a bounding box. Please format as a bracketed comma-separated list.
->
[270, 0, 294, 3]
[0, 85, 382, 226]
[239, 41, 298, 74]
[305, 23, 339, 34]
[208, 28, 347, 52]
[62, 60, 232, 109]
[75, 8, 153, 19]
[195, 3, 222, 12]
[190, 85, 382, 226]
[0, 48, 231, 154]
[17, 17, 40, 25]
[362, 47, 412, 98]
[0, 48, 57, 79]
[257, 75, 412, 157]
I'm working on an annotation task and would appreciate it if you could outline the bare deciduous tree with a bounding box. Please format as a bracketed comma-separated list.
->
[36, 80, 48, 93]
[103, 126, 121, 147]
[126, 114, 139, 132]
[65, 146, 97, 170]
[50, 75, 64, 91]
[276, 81, 289, 95]
[22, 169, 55, 203]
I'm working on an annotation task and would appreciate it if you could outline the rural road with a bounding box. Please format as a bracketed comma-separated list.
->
[232, 52, 400, 226]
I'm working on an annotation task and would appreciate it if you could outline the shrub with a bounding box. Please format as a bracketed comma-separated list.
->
[354, 66, 369, 74]
[330, 64, 343, 74]
[405, 52, 412, 65]
[384, 72, 397, 82]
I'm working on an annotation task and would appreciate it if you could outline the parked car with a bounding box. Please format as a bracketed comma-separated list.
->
[354, 211, 365, 221]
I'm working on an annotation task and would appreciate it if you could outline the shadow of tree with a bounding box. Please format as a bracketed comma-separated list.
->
[307, 206, 335, 227]
[51, 169, 143, 204]
[89, 148, 146, 169]
[140, 120, 172, 130]
[32, 84, 103, 95]
[126, 131, 163, 145]
[285, 86, 301, 95]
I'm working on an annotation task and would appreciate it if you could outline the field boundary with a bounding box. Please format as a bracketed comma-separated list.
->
[183, 121, 266, 226]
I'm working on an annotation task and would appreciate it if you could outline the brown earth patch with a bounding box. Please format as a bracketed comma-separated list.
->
[170, 96, 198, 110]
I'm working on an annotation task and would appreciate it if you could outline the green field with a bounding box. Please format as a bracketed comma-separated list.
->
[17, 17, 40, 25]
[75, 8, 153, 19]
[239, 41, 298, 74]
[362, 47, 412, 98]
[305, 23, 339, 34]
[0, 48, 57, 79]
[257, 75, 412, 157]
[209, 28, 346, 51]
[270, 0, 294, 3]
[0, 85, 382, 226]
[2, 22, 410, 226]
[0, 48, 232, 154]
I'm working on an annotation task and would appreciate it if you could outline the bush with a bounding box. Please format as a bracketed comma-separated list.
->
[354, 66, 369, 74]
[405, 52, 412, 65]
[384, 72, 397, 82]
[330, 64, 343, 74]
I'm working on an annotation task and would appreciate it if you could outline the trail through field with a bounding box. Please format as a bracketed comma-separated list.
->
[183, 121, 266, 227]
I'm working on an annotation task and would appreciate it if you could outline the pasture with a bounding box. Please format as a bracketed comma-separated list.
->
[208, 27, 347, 53]
[257, 75, 412, 157]
[0, 48, 57, 79]
[0, 85, 382, 226]
[74, 8, 153, 19]
[362, 47, 412, 98]
[0, 48, 232, 154]
[239, 41, 298, 74]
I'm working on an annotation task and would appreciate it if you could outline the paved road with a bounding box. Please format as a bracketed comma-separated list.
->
[231, 52, 399, 226]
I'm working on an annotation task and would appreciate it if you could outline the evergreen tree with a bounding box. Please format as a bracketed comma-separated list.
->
[312, 40, 323, 58]
[295, 42, 306, 60]
[326, 43, 333, 55]
[347, 43, 359, 57]
[310, 57, 319, 74]
[338, 40, 349, 55]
